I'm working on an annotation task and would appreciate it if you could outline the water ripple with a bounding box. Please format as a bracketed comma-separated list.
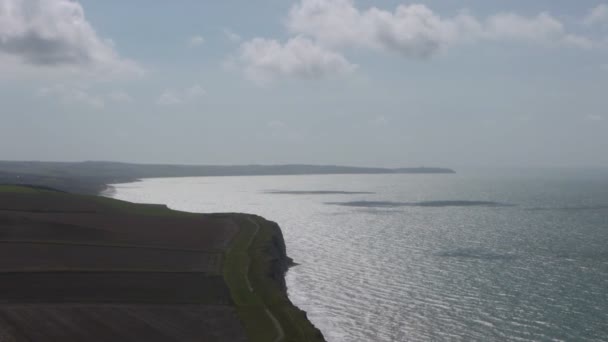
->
[110, 175, 608, 342]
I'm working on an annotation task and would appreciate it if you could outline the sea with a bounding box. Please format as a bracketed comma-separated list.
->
[109, 168, 608, 342]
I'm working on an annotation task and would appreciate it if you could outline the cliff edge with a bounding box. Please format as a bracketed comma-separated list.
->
[222, 213, 326, 342]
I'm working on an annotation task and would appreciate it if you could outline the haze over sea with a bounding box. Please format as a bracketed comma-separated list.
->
[110, 169, 608, 342]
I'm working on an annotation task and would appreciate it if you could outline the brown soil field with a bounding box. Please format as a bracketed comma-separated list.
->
[0, 272, 231, 304]
[0, 242, 223, 273]
[0, 192, 108, 212]
[0, 304, 247, 342]
[0, 188, 248, 341]
[0, 211, 238, 251]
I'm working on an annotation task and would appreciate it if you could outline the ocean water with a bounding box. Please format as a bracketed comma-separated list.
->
[109, 169, 608, 341]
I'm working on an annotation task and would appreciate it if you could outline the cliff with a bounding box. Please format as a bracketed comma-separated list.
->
[225, 214, 326, 341]
[262, 219, 295, 292]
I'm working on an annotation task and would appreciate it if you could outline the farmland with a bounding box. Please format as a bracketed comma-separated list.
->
[0, 304, 247, 342]
[0, 185, 324, 341]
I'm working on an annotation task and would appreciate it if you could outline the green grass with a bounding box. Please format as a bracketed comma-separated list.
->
[91, 194, 213, 218]
[0, 185, 43, 193]
[224, 220, 278, 341]
[1, 184, 212, 220]
[248, 218, 324, 341]
[89, 195, 192, 216]
[0, 185, 193, 217]
[224, 215, 324, 342]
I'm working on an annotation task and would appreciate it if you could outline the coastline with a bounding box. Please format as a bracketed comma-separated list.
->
[0, 160, 453, 341]
[103, 185, 326, 341]
[219, 213, 325, 341]
[0, 184, 323, 341]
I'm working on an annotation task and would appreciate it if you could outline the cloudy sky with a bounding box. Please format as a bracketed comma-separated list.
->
[1, 0, 608, 168]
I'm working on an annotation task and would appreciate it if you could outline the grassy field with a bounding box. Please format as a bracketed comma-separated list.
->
[224, 215, 325, 342]
[0, 185, 41, 193]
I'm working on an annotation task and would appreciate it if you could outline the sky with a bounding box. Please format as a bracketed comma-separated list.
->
[1, 0, 608, 168]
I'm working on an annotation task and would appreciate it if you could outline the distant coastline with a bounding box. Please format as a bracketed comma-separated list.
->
[0, 160, 455, 194]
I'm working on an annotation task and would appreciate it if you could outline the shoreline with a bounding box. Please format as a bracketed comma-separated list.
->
[219, 213, 325, 341]
[0, 160, 455, 195]
[103, 186, 325, 341]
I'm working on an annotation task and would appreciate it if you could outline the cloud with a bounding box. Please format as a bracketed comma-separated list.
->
[562, 34, 595, 49]
[157, 90, 182, 105]
[586, 114, 604, 121]
[287, 1, 470, 58]
[157, 84, 206, 105]
[0, 0, 141, 75]
[38, 84, 105, 109]
[38, 85, 135, 108]
[230, 1, 601, 83]
[107, 90, 133, 103]
[267, 120, 287, 129]
[483, 13, 562, 42]
[286, 0, 597, 59]
[237, 36, 356, 84]
[370, 115, 389, 126]
[186, 84, 206, 97]
[189, 35, 205, 47]
[223, 29, 241, 43]
[585, 4, 608, 27]
[483, 12, 595, 48]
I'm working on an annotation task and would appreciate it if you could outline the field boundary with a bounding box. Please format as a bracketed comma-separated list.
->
[223, 216, 279, 341]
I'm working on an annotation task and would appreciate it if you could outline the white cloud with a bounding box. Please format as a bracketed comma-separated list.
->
[586, 114, 604, 121]
[483, 13, 596, 48]
[189, 35, 205, 47]
[267, 120, 287, 129]
[223, 29, 241, 43]
[0, 0, 141, 76]
[185, 84, 206, 98]
[157, 84, 206, 105]
[286, 0, 597, 59]
[483, 13, 563, 42]
[238, 36, 356, 84]
[584, 4, 608, 27]
[562, 34, 595, 49]
[38, 85, 135, 108]
[157, 90, 182, 105]
[371, 115, 389, 126]
[39, 84, 105, 109]
[287, 1, 473, 58]
[230, 1, 602, 83]
[107, 90, 133, 103]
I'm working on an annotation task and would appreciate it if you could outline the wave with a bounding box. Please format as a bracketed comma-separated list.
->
[435, 248, 517, 260]
[326, 200, 512, 208]
[554, 252, 608, 260]
[264, 190, 375, 195]
[526, 205, 608, 211]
